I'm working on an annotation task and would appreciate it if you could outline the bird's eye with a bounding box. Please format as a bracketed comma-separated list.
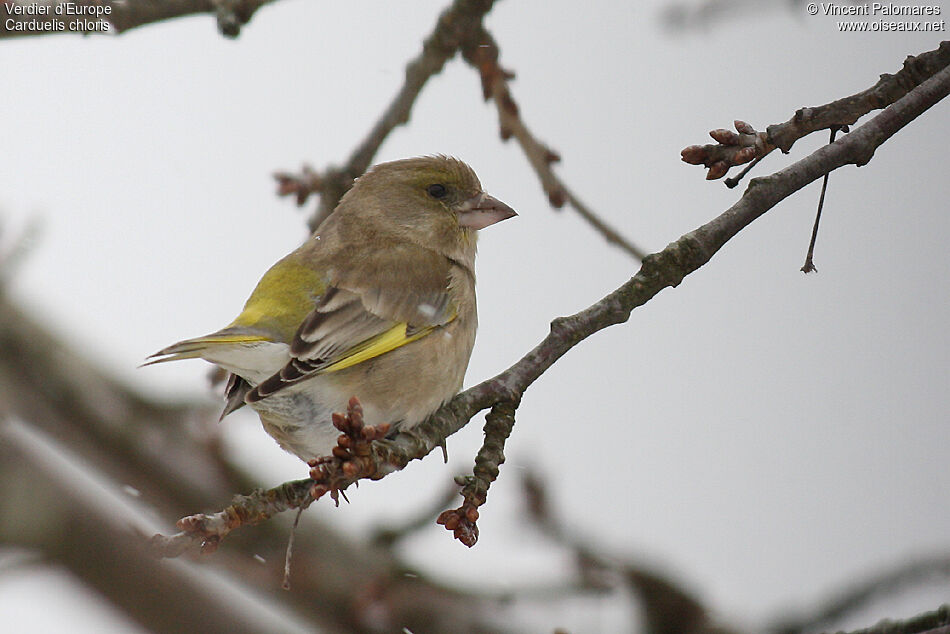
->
[427, 184, 448, 199]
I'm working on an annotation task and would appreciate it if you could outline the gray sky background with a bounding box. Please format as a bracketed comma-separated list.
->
[1, 1, 947, 631]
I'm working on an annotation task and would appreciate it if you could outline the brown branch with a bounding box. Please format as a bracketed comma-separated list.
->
[0, 0, 277, 39]
[148, 479, 314, 556]
[682, 40, 950, 179]
[404, 50, 949, 458]
[436, 400, 518, 546]
[460, 27, 648, 260]
[154, 49, 950, 555]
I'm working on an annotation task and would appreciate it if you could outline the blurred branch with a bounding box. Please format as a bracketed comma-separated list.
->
[459, 25, 647, 260]
[770, 556, 950, 634]
[830, 605, 950, 634]
[0, 289, 519, 631]
[0, 419, 321, 633]
[659, 0, 866, 32]
[681, 41, 950, 180]
[157, 49, 950, 555]
[0, 216, 42, 287]
[371, 482, 461, 548]
[0, 290, 238, 515]
[660, 0, 790, 31]
[0, 0, 278, 39]
[520, 469, 729, 634]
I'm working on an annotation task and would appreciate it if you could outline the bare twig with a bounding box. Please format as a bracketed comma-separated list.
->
[0, 0, 278, 38]
[436, 400, 518, 546]
[767, 41, 950, 153]
[274, 1, 647, 260]
[154, 54, 950, 555]
[273, 164, 321, 207]
[461, 27, 648, 260]
[149, 478, 314, 557]
[682, 41, 950, 179]
[723, 155, 764, 189]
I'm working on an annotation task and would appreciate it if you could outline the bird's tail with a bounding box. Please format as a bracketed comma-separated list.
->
[141, 331, 270, 367]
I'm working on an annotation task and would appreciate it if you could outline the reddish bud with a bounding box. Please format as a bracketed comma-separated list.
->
[735, 146, 758, 163]
[437, 511, 460, 530]
[331, 412, 346, 431]
[707, 162, 729, 180]
[709, 128, 737, 144]
[456, 524, 478, 547]
[734, 120, 756, 135]
[681, 145, 706, 164]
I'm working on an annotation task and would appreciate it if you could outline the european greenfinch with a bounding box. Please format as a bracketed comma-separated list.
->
[147, 156, 516, 462]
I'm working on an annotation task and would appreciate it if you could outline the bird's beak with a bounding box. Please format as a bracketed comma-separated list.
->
[457, 192, 517, 230]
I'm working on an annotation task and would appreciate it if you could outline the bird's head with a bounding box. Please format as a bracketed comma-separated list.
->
[339, 156, 516, 259]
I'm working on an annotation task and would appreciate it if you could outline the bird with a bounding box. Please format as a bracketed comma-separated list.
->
[146, 156, 516, 463]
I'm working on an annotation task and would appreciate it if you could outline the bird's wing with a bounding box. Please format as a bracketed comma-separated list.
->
[247, 245, 460, 402]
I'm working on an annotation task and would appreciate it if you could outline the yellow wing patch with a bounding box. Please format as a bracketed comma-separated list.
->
[320, 318, 451, 373]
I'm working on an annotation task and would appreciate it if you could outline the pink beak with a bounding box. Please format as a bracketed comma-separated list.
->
[457, 192, 518, 230]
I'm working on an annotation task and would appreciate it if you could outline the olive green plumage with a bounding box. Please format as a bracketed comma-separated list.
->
[147, 156, 516, 461]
